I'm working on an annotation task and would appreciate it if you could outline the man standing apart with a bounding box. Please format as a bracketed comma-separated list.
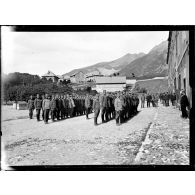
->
[100, 90, 108, 123]
[180, 90, 190, 119]
[85, 93, 91, 119]
[28, 95, 35, 119]
[34, 94, 42, 121]
[42, 94, 51, 124]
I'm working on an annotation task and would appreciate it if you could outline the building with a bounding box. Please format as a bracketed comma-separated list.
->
[42, 70, 59, 82]
[126, 79, 137, 90]
[70, 71, 85, 83]
[94, 76, 126, 92]
[85, 70, 103, 82]
[167, 31, 191, 107]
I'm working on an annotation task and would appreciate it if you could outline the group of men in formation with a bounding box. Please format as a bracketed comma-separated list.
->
[27, 90, 139, 126]
[27, 89, 190, 125]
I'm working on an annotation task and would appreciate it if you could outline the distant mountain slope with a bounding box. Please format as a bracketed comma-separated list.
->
[118, 41, 168, 78]
[63, 53, 145, 76]
[136, 78, 168, 93]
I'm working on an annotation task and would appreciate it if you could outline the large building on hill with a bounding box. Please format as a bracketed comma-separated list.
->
[93, 76, 126, 92]
[42, 70, 59, 82]
[167, 31, 191, 107]
[70, 71, 85, 83]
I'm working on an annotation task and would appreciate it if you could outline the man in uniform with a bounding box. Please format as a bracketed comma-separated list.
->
[50, 94, 57, 122]
[114, 92, 123, 126]
[34, 94, 42, 121]
[141, 93, 145, 108]
[85, 93, 91, 119]
[63, 94, 69, 118]
[67, 94, 75, 118]
[41, 94, 45, 120]
[180, 90, 190, 118]
[28, 95, 35, 119]
[93, 94, 100, 125]
[42, 94, 51, 124]
[58, 94, 63, 120]
[100, 90, 108, 123]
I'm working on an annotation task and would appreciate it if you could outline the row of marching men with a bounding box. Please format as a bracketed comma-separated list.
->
[27, 93, 94, 124]
[27, 90, 140, 126]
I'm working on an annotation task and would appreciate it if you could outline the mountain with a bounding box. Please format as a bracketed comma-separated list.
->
[63, 53, 145, 76]
[118, 41, 168, 78]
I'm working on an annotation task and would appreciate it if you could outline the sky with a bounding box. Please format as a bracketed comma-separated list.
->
[1, 27, 169, 76]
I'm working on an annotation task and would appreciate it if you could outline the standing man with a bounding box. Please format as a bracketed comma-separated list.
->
[180, 90, 190, 119]
[67, 94, 75, 118]
[42, 94, 51, 124]
[114, 92, 123, 126]
[58, 95, 63, 120]
[141, 93, 145, 108]
[34, 94, 42, 121]
[41, 94, 45, 120]
[100, 90, 108, 123]
[171, 92, 176, 106]
[50, 94, 57, 122]
[63, 94, 69, 118]
[28, 95, 35, 119]
[85, 93, 91, 119]
[93, 94, 100, 125]
[146, 93, 150, 108]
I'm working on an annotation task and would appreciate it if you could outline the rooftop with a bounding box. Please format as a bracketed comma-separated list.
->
[95, 76, 126, 84]
[42, 70, 59, 78]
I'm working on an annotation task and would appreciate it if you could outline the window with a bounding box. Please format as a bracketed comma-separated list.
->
[183, 78, 186, 91]
[178, 74, 181, 90]
[174, 78, 176, 91]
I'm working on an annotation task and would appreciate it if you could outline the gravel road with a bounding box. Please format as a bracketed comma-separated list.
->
[1, 102, 189, 166]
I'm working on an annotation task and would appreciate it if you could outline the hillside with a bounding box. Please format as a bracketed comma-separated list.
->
[118, 41, 168, 78]
[63, 53, 145, 76]
[135, 78, 168, 93]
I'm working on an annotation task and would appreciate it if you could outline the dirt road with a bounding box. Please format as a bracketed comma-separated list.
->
[1, 102, 189, 166]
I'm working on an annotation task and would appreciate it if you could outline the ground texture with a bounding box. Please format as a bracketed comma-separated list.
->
[1, 102, 189, 166]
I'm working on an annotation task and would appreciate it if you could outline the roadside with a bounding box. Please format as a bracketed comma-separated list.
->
[134, 105, 189, 165]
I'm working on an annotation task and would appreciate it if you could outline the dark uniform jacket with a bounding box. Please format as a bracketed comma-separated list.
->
[100, 95, 107, 108]
[180, 95, 189, 108]
[34, 98, 42, 109]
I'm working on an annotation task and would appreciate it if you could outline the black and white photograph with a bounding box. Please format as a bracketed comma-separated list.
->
[0, 26, 193, 170]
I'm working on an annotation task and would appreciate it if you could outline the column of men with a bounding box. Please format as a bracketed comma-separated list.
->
[27, 90, 139, 126]
[28, 93, 93, 124]
[95, 90, 139, 126]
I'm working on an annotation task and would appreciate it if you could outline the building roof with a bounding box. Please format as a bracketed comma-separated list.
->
[42, 70, 59, 78]
[126, 79, 137, 85]
[95, 76, 126, 84]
